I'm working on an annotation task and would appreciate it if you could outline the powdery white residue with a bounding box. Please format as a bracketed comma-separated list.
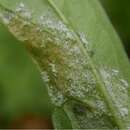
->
[0, 7, 109, 114]
[79, 32, 89, 47]
[0, 9, 14, 25]
[49, 63, 57, 73]
[120, 79, 128, 88]
[47, 85, 66, 106]
[41, 71, 50, 83]
[95, 100, 107, 114]
[15, 2, 32, 19]
[120, 107, 128, 117]
[15, 2, 25, 12]
[39, 15, 75, 40]
[69, 45, 81, 55]
[100, 67, 129, 119]
[38, 17, 106, 112]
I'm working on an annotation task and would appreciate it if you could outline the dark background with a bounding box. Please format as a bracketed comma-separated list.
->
[101, 0, 130, 55]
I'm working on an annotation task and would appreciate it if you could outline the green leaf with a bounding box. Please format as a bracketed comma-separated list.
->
[63, 100, 116, 129]
[52, 106, 72, 129]
[0, 0, 130, 129]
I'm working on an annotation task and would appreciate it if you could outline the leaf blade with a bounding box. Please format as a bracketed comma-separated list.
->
[0, 0, 130, 129]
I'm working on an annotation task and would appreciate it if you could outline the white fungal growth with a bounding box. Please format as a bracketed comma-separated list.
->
[49, 63, 57, 74]
[38, 15, 75, 40]
[69, 46, 81, 55]
[100, 67, 129, 118]
[47, 85, 66, 106]
[79, 32, 89, 47]
[15, 2, 25, 12]
[38, 16, 97, 105]
[41, 71, 50, 83]
[120, 107, 128, 117]
[127, 127, 130, 130]
[2, 6, 128, 121]
[111, 69, 119, 73]
[0, 11, 14, 25]
[0, 14, 10, 24]
[39, 16, 67, 32]
[111, 69, 119, 76]
[120, 79, 128, 88]
[15, 2, 32, 19]
[0, 12, 116, 119]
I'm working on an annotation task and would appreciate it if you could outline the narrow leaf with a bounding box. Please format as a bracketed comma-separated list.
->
[52, 106, 72, 129]
[0, 0, 130, 129]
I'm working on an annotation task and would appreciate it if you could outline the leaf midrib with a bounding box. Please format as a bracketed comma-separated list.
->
[47, 0, 125, 128]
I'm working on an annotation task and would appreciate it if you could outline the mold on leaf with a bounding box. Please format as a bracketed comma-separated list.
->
[0, 2, 129, 129]
[100, 67, 129, 120]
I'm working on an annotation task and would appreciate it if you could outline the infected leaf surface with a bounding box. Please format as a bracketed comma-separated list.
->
[0, 0, 130, 129]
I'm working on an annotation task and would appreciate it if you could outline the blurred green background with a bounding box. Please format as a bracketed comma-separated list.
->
[0, 0, 130, 128]
[101, 0, 130, 55]
[0, 25, 53, 128]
